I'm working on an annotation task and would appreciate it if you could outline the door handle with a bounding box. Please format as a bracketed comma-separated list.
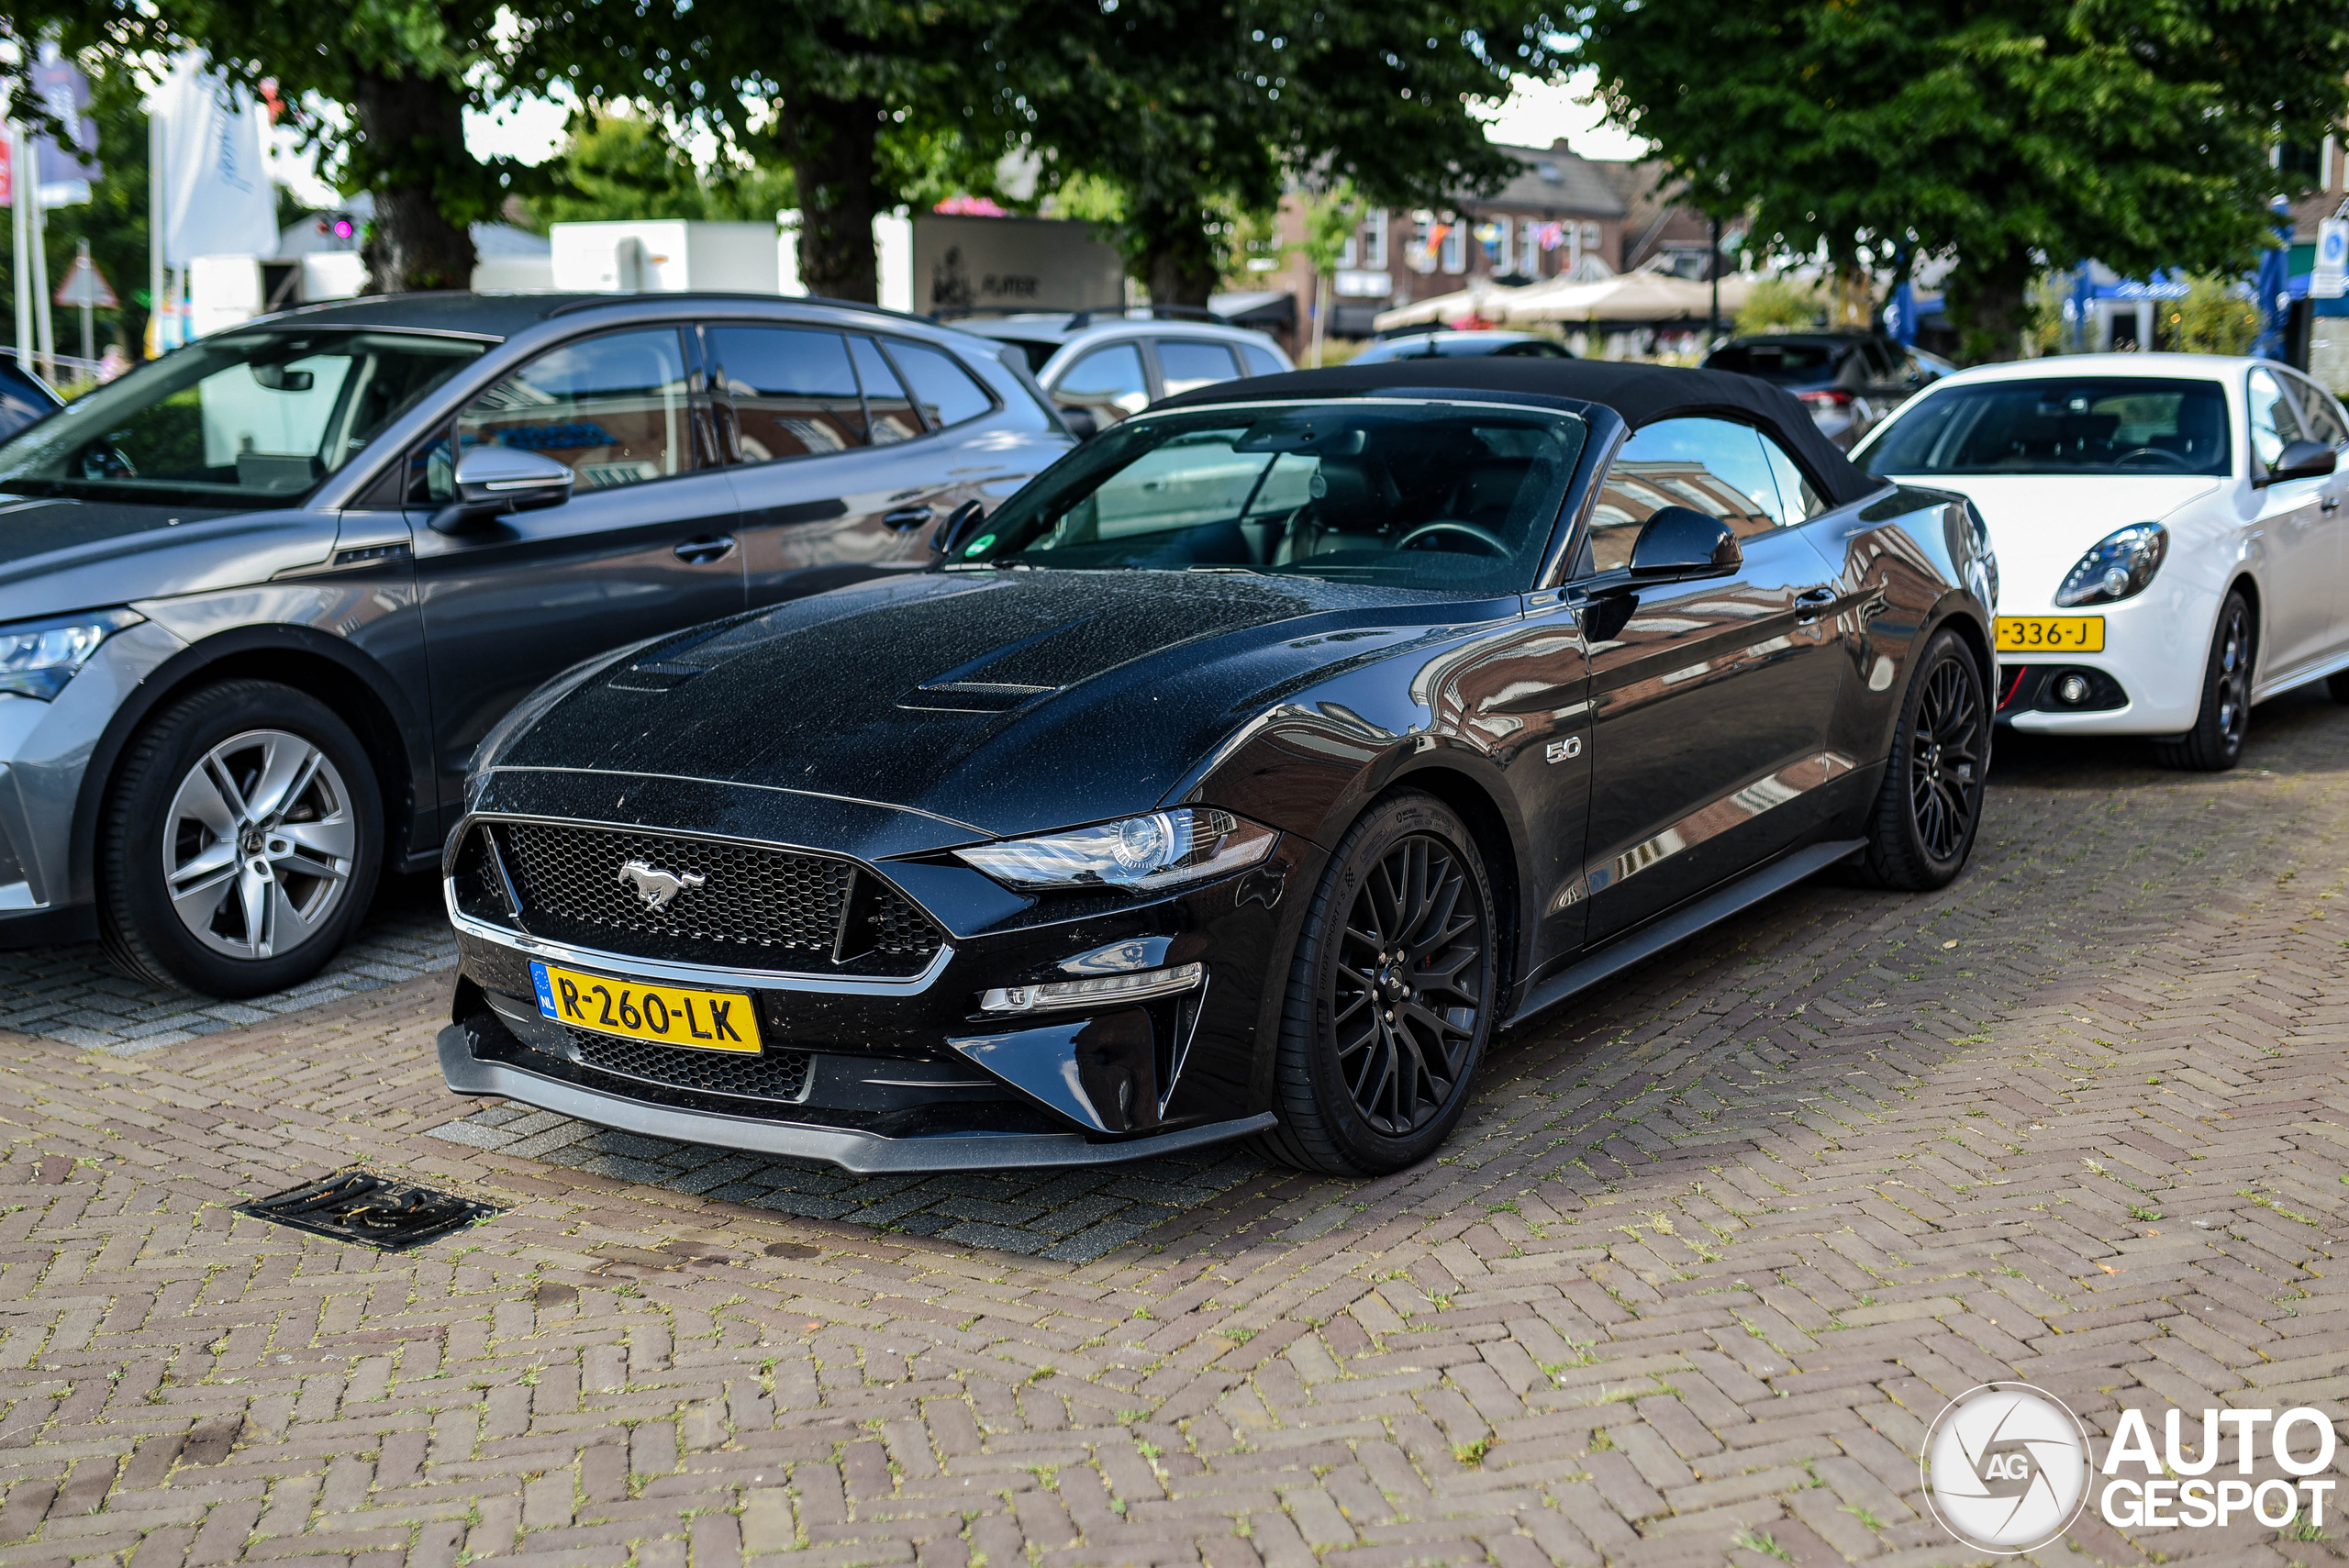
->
[883, 506, 935, 531]
[674, 535, 737, 565]
[2323, 495, 2341, 514]
[1794, 586, 1838, 623]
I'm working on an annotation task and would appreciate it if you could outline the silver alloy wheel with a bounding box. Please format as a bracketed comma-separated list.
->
[161, 728, 357, 962]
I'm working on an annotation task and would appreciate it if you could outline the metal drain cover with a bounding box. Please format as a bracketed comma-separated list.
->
[237, 1169, 499, 1251]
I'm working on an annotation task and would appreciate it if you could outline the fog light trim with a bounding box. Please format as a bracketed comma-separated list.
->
[980, 962, 1205, 1014]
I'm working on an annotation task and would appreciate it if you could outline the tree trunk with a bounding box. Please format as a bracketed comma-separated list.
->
[1134, 196, 1219, 307]
[348, 69, 478, 294]
[781, 98, 880, 304]
[1946, 249, 2034, 364]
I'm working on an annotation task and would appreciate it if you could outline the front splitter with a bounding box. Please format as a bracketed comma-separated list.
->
[436, 1025, 1274, 1174]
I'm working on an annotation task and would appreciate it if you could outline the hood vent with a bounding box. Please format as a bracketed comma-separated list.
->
[899, 680, 1058, 714]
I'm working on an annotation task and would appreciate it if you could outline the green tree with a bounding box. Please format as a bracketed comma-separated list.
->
[1577, 0, 2349, 361]
[1733, 276, 1822, 336]
[506, 0, 1010, 301]
[2170, 275, 2262, 356]
[520, 108, 797, 230]
[1005, 0, 1566, 306]
[1293, 182, 1361, 367]
[1, 58, 150, 358]
[14, 0, 527, 293]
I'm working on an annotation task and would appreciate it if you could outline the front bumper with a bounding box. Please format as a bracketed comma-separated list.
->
[437, 1020, 1273, 1173]
[440, 794, 1310, 1173]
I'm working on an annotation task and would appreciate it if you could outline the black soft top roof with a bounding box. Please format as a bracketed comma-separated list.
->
[1157, 358, 1887, 511]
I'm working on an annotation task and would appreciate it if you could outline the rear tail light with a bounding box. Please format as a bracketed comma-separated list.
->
[1798, 389, 1855, 409]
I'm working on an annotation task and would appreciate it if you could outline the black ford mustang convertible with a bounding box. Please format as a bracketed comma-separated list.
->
[440, 361, 1997, 1175]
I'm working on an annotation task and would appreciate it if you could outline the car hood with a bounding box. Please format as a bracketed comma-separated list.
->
[1866, 472, 2224, 604]
[491, 568, 1507, 840]
[0, 494, 335, 619]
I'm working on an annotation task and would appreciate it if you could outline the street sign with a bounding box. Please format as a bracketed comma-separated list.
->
[2316, 219, 2348, 303]
[55, 251, 117, 309]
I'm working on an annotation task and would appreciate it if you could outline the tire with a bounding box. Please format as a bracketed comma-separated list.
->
[1848, 628, 1988, 892]
[98, 680, 383, 997]
[2154, 590, 2254, 772]
[2326, 669, 2349, 705]
[1253, 790, 1498, 1176]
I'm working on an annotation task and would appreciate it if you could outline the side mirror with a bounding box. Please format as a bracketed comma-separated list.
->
[930, 498, 988, 560]
[1628, 506, 1742, 582]
[429, 446, 574, 534]
[2256, 438, 2339, 488]
[1057, 405, 1100, 440]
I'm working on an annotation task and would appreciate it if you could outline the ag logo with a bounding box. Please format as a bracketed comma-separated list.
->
[1920, 1383, 2091, 1554]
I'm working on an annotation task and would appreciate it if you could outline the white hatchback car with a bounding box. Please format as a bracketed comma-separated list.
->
[1852, 353, 2349, 770]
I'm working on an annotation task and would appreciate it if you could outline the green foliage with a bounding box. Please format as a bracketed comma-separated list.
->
[2169, 276, 2261, 357]
[1579, 0, 2349, 361]
[1733, 277, 1822, 336]
[3, 58, 150, 357]
[521, 109, 796, 230]
[1005, 0, 1568, 304]
[1294, 183, 1362, 280]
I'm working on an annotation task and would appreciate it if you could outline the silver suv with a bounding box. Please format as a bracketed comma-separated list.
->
[0, 293, 1069, 996]
[950, 310, 1291, 437]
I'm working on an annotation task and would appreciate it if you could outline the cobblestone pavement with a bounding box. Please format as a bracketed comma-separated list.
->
[0, 881, 453, 1054]
[0, 690, 2345, 1567]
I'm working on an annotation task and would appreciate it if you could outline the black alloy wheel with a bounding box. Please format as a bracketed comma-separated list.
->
[98, 680, 384, 998]
[1848, 628, 1987, 891]
[1256, 791, 1497, 1176]
[2156, 591, 2254, 772]
[1909, 651, 1984, 863]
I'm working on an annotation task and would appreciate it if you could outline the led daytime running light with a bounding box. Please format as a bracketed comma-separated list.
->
[980, 962, 1206, 1014]
[954, 807, 1277, 894]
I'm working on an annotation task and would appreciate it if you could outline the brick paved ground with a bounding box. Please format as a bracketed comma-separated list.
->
[0, 690, 2344, 1566]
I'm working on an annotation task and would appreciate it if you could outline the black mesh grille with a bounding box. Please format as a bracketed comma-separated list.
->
[484, 822, 943, 975]
[571, 1028, 813, 1103]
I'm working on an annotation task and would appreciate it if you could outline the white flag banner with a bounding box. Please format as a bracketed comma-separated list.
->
[150, 56, 277, 267]
[2315, 219, 2347, 303]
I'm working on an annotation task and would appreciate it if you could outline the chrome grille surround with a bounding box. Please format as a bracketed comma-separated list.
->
[449, 815, 948, 980]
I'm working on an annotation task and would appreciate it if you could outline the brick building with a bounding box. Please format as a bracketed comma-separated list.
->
[1253, 142, 1637, 350]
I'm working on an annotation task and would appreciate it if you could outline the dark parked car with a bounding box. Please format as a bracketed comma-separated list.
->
[1351, 329, 1574, 364]
[0, 359, 61, 439]
[0, 293, 1069, 996]
[1703, 329, 1941, 449]
[439, 359, 1997, 1176]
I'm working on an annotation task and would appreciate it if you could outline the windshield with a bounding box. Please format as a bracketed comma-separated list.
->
[1857, 377, 2230, 478]
[963, 401, 1586, 594]
[1703, 340, 1845, 382]
[0, 329, 487, 506]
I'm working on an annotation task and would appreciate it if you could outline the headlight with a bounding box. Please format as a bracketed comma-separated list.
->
[2054, 524, 2166, 607]
[955, 807, 1277, 893]
[0, 608, 142, 699]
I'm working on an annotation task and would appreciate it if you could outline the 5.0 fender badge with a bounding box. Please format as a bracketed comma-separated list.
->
[1545, 736, 1584, 763]
[618, 860, 707, 911]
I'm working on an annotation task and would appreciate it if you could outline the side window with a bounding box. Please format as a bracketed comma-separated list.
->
[1238, 342, 1286, 378]
[1579, 417, 1783, 574]
[1158, 340, 1241, 397]
[885, 340, 994, 430]
[458, 328, 695, 490]
[707, 327, 863, 461]
[1054, 343, 1150, 426]
[2286, 371, 2349, 448]
[849, 337, 922, 444]
[1756, 432, 1825, 527]
[2247, 367, 2309, 475]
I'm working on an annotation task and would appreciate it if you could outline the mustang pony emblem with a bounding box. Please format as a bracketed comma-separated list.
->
[617, 860, 706, 912]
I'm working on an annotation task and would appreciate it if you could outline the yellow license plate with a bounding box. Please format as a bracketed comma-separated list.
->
[529, 961, 761, 1053]
[1996, 616, 2104, 653]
